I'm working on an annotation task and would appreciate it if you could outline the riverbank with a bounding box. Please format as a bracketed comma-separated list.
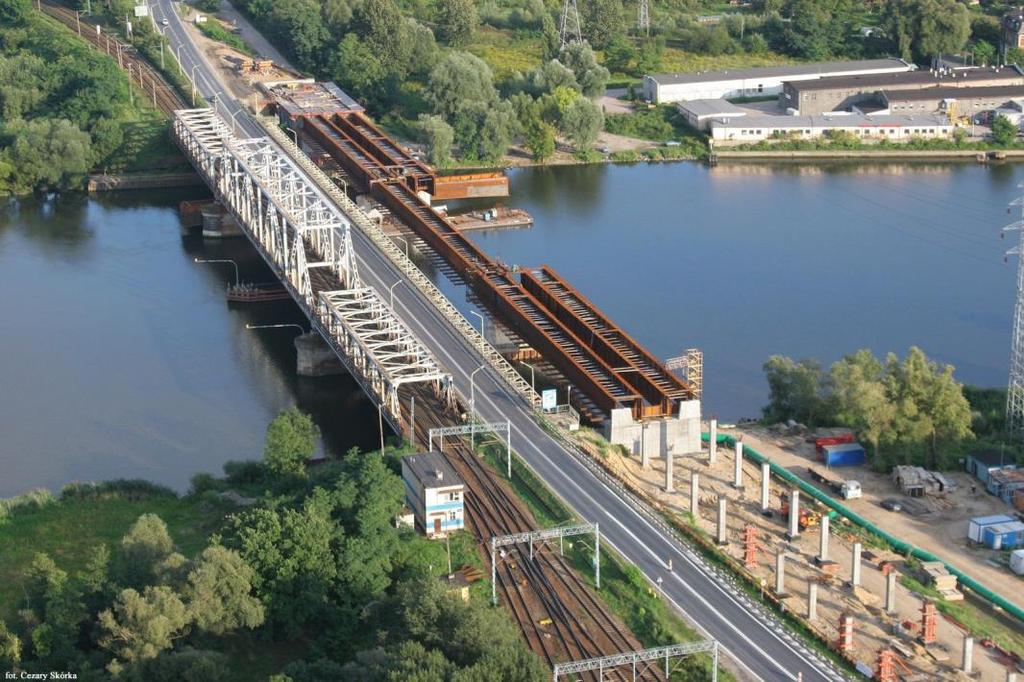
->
[713, 149, 1024, 162]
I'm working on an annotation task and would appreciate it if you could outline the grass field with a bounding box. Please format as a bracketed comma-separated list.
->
[465, 27, 545, 79]
[0, 489, 227, 623]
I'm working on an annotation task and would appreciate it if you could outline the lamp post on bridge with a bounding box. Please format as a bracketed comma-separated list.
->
[194, 257, 238, 286]
[393, 234, 410, 260]
[229, 107, 245, 136]
[388, 279, 406, 309]
[190, 64, 201, 106]
[194, 257, 239, 286]
[520, 361, 536, 395]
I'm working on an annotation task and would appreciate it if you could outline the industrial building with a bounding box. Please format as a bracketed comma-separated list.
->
[780, 67, 1024, 115]
[881, 86, 1024, 119]
[677, 99, 747, 131]
[642, 58, 914, 104]
[965, 449, 1016, 485]
[401, 451, 465, 538]
[985, 467, 1024, 504]
[708, 113, 953, 144]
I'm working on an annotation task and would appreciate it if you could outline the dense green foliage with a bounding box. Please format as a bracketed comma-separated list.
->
[1, 410, 547, 679]
[263, 407, 320, 478]
[0, 6, 182, 194]
[762, 347, 976, 469]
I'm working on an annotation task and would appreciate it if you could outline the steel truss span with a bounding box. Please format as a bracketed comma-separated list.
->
[172, 108, 451, 423]
[552, 640, 719, 681]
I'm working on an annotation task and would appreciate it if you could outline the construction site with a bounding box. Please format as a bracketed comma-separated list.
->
[579, 421, 1024, 680]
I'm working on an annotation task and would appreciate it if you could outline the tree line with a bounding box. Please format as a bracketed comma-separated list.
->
[0, 408, 547, 679]
[762, 346, 976, 470]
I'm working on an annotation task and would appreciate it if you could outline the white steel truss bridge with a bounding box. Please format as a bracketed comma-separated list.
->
[172, 108, 452, 427]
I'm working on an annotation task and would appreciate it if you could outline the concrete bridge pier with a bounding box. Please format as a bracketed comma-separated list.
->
[295, 333, 346, 377]
[200, 204, 243, 238]
[708, 419, 718, 465]
[690, 471, 700, 518]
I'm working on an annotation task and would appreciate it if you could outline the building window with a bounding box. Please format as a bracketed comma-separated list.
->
[448, 491, 460, 501]
[448, 511, 458, 521]
[755, 130, 762, 135]
[757, 83, 763, 93]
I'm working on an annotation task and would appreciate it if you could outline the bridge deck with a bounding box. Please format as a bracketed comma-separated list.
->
[302, 111, 681, 419]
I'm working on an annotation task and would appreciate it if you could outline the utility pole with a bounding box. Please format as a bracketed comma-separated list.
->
[1004, 182, 1024, 439]
[637, 0, 649, 36]
[558, 0, 582, 50]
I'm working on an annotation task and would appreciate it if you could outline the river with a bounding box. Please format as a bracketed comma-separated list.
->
[0, 161, 1018, 496]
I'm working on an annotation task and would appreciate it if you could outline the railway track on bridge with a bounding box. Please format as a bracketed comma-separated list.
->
[39, 0, 187, 116]
[409, 396, 662, 681]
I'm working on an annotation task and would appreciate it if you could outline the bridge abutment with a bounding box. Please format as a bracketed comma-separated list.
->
[295, 333, 346, 377]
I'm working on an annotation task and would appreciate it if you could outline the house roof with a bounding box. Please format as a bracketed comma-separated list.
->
[403, 451, 463, 489]
[970, 449, 1014, 467]
[709, 113, 951, 130]
[677, 99, 748, 118]
[882, 85, 1024, 102]
[785, 67, 1024, 94]
[646, 59, 912, 87]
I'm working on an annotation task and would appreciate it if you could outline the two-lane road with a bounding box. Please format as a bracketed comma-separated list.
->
[157, 5, 844, 678]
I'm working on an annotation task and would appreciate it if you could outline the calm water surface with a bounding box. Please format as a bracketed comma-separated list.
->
[0, 162, 1018, 495]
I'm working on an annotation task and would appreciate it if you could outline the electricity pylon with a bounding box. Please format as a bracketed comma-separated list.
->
[559, 0, 582, 50]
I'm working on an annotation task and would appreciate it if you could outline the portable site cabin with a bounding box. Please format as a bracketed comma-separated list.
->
[967, 514, 1015, 543]
[821, 442, 866, 467]
[401, 451, 465, 539]
[982, 521, 1024, 550]
[1011, 549, 1024, 575]
[986, 468, 1024, 504]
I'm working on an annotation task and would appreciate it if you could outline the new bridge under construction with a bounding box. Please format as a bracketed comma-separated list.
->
[264, 79, 702, 460]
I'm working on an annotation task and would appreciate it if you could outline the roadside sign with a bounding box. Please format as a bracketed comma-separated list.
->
[541, 388, 557, 411]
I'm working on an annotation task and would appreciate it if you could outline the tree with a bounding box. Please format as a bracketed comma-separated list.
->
[354, 0, 412, 78]
[182, 546, 264, 635]
[435, 0, 477, 47]
[581, 0, 625, 49]
[98, 586, 190, 667]
[427, 52, 497, 120]
[527, 59, 579, 97]
[3, 118, 93, 193]
[524, 120, 556, 161]
[830, 350, 895, 460]
[477, 102, 516, 163]
[604, 35, 637, 75]
[0, 620, 20, 667]
[972, 40, 997, 68]
[992, 114, 1018, 147]
[561, 97, 603, 149]
[269, 0, 330, 71]
[560, 42, 610, 99]
[118, 514, 175, 588]
[762, 355, 830, 425]
[263, 407, 320, 478]
[121, 649, 230, 682]
[418, 114, 454, 167]
[329, 34, 386, 103]
[880, 0, 969, 62]
[0, 0, 30, 25]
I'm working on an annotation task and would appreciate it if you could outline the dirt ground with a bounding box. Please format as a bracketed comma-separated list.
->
[730, 426, 1024, 615]
[598, 432, 1017, 680]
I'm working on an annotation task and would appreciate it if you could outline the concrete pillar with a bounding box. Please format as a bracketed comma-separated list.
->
[708, 420, 717, 465]
[295, 333, 345, 376]
[807, 582, 818, 620]
[665, 452, 674, 493]
[851, 542, 862, 587]
[690, 471, 699, 518]
[716, 497, 728, 545]
[885, 570, 897, 614]
[733, 441, 744, 489]
[775, 550, 786, 595]
[641, 432, 649, 469]
[962, 635, 974, 674]
[1007, 672, 1018, 682]
[760, 461, 771, 512]
[818, 514, 830, 562]
[787, 490, 800, 539]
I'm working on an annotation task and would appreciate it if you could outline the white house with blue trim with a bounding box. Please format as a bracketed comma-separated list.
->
[402, 451, 465, 538]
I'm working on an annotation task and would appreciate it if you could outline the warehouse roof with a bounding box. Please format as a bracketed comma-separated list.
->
[709, 113, 951, 129]
[881, 85, 1024, 101]
[647, 59, 912, 86]
[785, 66, 1024, 93]
[403, 451, 463, 489]
[969, 448, 1014, 467]
[677, 98, 748, 117]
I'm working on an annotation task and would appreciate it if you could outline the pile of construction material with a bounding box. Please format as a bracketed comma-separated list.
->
[891, 465, 957, 497]
[919, 561, 963, 601]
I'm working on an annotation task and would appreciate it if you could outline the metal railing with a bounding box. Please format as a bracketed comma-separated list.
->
[259, 117, 539, 411]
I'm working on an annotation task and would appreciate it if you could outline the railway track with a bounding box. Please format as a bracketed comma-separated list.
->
[407, 390, 663, 681]
[38, 0, 187, 115]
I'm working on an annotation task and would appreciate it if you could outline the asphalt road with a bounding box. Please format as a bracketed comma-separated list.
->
[154, 4, 844, 678]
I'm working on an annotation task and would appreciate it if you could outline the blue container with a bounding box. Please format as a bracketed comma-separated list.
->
[822, 443, 866, 467]
[982, 522, 1024, 550]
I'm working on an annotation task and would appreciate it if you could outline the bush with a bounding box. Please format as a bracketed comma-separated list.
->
[188, 473, 222, 495]
[59, 480, 177, 501]
[0, 488, 56, 522]
[222, 460, 267, 486]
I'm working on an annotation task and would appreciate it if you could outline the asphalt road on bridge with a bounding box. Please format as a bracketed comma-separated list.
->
[153, 4, 843, 678]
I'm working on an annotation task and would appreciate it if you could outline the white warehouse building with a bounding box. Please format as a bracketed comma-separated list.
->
[643, 58, 915, 104]
[402, 451, 465, 538]
[708, 113, 953, 144]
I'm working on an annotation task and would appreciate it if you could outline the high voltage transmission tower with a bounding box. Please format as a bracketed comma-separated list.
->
[559, 0, 582, 49]
[1004, 182, 1024, 438]
[638, 0, 650, 36]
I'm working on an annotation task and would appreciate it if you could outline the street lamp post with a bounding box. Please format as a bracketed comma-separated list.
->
[470, 310, 486, 344]
[191, 65, 200, 106]
[175, 44, 184, 76]
[286, 127, 298, 145]
[193, 257, 239, 286]
[388, 279, 406, 309]
[229, 107, 244, 135]
[394, 235, 410, 259]
[470, 365, 485, 448]
[520, 361, 536, 395]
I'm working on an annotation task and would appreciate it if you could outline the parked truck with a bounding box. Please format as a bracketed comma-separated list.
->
[809, 467, 862, 500]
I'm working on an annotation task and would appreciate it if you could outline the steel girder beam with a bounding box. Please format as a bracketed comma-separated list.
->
[552, 640, 719, 680]
[171, 108, 451, 428]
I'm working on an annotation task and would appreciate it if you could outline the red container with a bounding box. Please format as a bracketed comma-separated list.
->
[815, 434, 855, 451]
